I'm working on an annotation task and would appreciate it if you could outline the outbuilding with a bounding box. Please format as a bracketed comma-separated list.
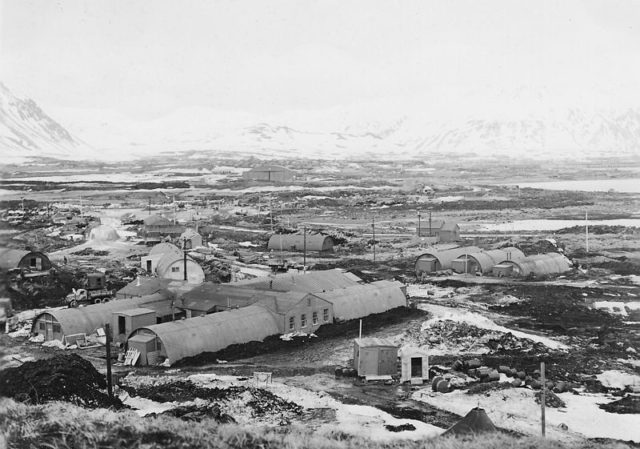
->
[414, 246, 481, 277]
[116, 277, 172, 299]
[0, 248, 52, 272]
[267, 233, 334, 253]
[316, 280, 407, 322]
[127, 305, 281, 365]
[421, 219, 460, 243]
[141, 242, 205, 284]
[353, 338, 399, 378]
[399, 346, 429, 384]
[179, 228, 203, 248]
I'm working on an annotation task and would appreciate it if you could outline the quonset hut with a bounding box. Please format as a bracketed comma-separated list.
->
[493, 253, 572, 278]
[0, 248, 52, 272]
[451, 247, 525, 275]
[414, 246, 481, 277]
[267, 233, 334, 253]
[127, 305, 281, 365]
[31, 291, 174, 342]
[316, 280, 407, 322]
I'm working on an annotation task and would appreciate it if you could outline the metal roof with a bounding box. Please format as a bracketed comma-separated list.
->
[117, 277, 172, 298]
[255, 292, 328, 314]
[267, 234, 334, 252]
[132, 305, 281, 363]
[415, 246, 482, 270]
[148, 243, 183, 257]
[178, 283, 268, 312]
[144, 215, 173, 226]
[503, 253, 572, 277]
[32, 292, 173, 338]
[232, 269, 362, 293]
[354, 337, 397, 348]
[0, 248, 51, 270]
[462, 247, 525, 272]
[315, 280, 407, 321]
[114, 308, 156, 317]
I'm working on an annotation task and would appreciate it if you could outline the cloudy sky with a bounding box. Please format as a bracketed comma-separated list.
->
[2, 0, 640, 119]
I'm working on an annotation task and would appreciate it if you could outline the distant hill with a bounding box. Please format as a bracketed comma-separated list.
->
[0, 83, 89, 163]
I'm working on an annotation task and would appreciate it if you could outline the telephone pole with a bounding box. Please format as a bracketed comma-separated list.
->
[372, 217, 376, 263]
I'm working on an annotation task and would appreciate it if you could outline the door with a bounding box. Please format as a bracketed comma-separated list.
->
[45, 322, 53, 341]
[146, 260, 152, 272]
[411, 357, 422, 377]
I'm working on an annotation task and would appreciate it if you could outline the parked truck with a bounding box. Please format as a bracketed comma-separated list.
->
[65, 272, 114, 307]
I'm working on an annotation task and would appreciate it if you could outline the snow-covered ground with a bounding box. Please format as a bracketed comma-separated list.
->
[120, 373, 443, 441]
[413, 387, 640, 443]
[476, 218, 640, 232]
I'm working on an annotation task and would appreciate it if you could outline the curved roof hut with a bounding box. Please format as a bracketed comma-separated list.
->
[148, 242, 183, 257]
[452, 247, 525, 274]
[316, 280, 407, 321]
[31, 291, 173, 341]
[414, 246, 481, 277]
[499, 253, 572, 278]
[0, 248, 52, 272]
[88, 224, 120, 241]
[267, 233, 334, 253]
[128, 305, 280, 364]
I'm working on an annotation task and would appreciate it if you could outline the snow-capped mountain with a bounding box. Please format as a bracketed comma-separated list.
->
[0, 83, 90, 162]
[8, 83, 640, 162]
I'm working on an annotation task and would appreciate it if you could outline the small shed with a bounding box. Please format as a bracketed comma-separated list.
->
[353, 337, 398, 378]
[112, 308, 157, 344]
[127, 333, 158, 365]
[399, 346, 429, 384]
[179, 228, 203, 248]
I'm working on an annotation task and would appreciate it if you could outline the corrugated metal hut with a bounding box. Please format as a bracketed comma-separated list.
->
[31, 291, 174, 342]
[414, 246, 481, 277]
[233, 269, 362, 293]
[267, 233, 334, 253]
[242, 165, 295, 182]
[316, 280, 407, 322]
[0, 248, 52, 272]
[451, 247, 525, 274]
[255, 292, 333, 333]
[399, 346, 429, 384]
[127, 305, 281, 365]
[353, 338, 399, 378]
[141, 243, 205, 284]
[498, 253, 572, 278]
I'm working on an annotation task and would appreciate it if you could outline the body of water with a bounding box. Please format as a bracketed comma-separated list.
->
[475, 218, 640, 232]
[514, 178, 640, 193]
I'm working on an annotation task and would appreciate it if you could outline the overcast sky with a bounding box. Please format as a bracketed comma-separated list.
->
[2, 0, 640, 119]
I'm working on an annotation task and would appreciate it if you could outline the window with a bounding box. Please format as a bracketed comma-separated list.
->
[312, 312, 318, 325]
[301, 314, 307, 328]
[323, 308, 329, 322]
[30, 258, 37, 267]
[118, 316, 126, 335]
[171, 266, 180, 273]
[39, 322, 45, 330]
[52, 323, 61, 333]
[289, 316, 295, 331]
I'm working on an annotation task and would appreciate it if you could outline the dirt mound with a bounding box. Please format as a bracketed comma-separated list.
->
[599, 395, 640, 414]
[159, 403, 237, 423]
[0, 353, 121, 408]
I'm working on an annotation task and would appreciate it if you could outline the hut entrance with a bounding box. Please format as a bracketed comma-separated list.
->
[411, 357, 423, 377]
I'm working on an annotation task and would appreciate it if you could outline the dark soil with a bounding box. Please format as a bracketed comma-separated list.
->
[599, 395, 640, 414]
[0, 353, 121, 408]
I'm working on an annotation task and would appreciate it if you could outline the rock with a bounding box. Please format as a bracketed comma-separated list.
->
[517, 371, 526, 380]
[511, 379, 523, 387]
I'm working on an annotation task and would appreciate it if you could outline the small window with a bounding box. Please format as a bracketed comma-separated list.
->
[312, 312, 318, 325]
[30, 258, 37, 267]
[171, 266, 180, 273]
[323, 308, 329, 322]
[39, 322, 45, 330]
[301, 314, 307, 328]
[289, 316, 295, 331]
[52, 323, 61, 333]
[118, 316, 126, 335]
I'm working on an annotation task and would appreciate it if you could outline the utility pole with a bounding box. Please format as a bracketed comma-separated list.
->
[429, 209, 432, 237]
[148, 197, 151, 216]
[417, 212, 421, 237]
[182, 236, 191, 281]
[540, 361, 546, 437]
[303, 225, 307, 269]
[372, 217, 376, 263]
[585, 211, 589, 254]
[104, 323, 113, 400]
